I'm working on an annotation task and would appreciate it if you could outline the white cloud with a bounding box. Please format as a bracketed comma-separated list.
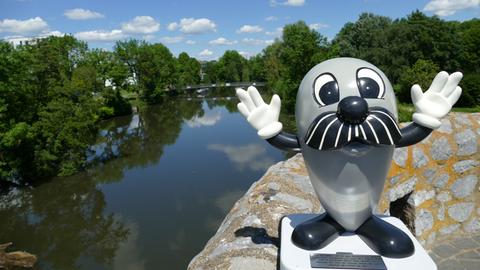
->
[121, 16, 160, 34]
[270, 0, 305, 7]
[186, 112, 221, 127]
[423, 0, 479, 16]
[0, 17, 48, 34]
[167, 22, 178, 31]
[237, 25, 263, 33]
[143, 34, 155, 41]
[199, 49, 213, 56]
[238, 51, 251, 58]
[285, 0, 305, 6]
[241, 38, 273, 45]
[186, 40, 196, 45]
[75, 29, 125, 41]
[160, 36, 184, 44]
[265, 16, 278, 21]
[266, 27, 283, 36]
[209, 37, 237, 45]
[309, 23, 329, 31]
[177, 18, 216, 34]
[4, 31, 63, 46]
[64, 8, 104, 20]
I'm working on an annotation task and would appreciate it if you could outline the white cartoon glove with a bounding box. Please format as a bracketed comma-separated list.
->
[236, 86, 282, 139]
[411, 71, 463, 129]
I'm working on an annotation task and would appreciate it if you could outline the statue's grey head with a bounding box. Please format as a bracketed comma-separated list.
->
[295, 58, 401, 151]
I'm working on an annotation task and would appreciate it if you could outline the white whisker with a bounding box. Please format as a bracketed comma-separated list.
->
[347, 125, 352, 141]
[334, 123, 344, 147]
[306, 113, 336, 144]
[371, 110, 401, 134]
[370, 115, 394, 144]
[355, 125, 359, 137]
[319, 118, 338, 150]
[359, 125, 367, 140]
[365, 119, 379, 144]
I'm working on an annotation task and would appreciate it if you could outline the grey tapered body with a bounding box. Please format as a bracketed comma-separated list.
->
[295, 58, 398, 231]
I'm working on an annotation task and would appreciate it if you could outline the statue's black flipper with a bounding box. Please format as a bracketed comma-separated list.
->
[356, 216, 415, 258]
[266, 131, 301, 152]
[396, 122, 433, 148]
[291, 214, 345, 250]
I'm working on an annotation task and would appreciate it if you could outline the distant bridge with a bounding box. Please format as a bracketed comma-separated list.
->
[180, 82, 266, 91]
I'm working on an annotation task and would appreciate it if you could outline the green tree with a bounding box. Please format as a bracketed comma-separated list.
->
[248, 54, 265, 82]
[397, 59, 439, 102]
[458, 73, 480, 107]
[0, 36, 101, 182]
[333, 13, 392, 70]
[385, 11, 461, 82]
[267, 21, 328, 111]
[217, 50, 247, 82]
[137, 43, 176, 102]
[458, 19, 480, 73]
[281, 21, 327, 83]
[176, 52, 201, 87]
[202, 61, 219, 83]
[114, 39, 144, 87]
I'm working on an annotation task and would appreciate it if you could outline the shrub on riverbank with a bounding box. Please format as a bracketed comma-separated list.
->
[0, 36, 132, 183]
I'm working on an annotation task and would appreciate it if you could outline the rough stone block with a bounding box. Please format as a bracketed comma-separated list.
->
[431, 137, 453, 160]
[388, 177, 417, 202]
[464, 218, 480, 233]
[453, 160, 479, 174]
[413, 147, 428, 168]
[451, 175, 478, 199]
[434, 174, 450, 189]
[415, 209, 433, 236]
[448, 203, 475, 222]
[455, 129, 477, 156]
[408, 190, 435, 206]
[439, 224, 460, 235]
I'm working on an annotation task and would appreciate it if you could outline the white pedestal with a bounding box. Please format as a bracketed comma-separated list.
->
[280, 214, 437, 270]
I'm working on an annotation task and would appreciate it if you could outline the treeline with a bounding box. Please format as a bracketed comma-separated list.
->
[203, 11, 479, 111]
[249, 11, 479, 110]
[0, 37, 204, 183]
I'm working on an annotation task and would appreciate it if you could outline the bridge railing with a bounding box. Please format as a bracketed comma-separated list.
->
[181, 82, 266, 90]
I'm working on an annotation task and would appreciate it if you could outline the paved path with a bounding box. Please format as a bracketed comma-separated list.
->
[428, 234, 480, 270]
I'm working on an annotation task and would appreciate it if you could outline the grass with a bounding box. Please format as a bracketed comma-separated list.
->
[397, 103, 479, 123]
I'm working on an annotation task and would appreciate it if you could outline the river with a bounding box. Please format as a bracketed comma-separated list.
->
[0, 88, 292, 270]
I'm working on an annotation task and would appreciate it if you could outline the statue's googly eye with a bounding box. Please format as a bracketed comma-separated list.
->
[357, 68, 385, 99]
[313, 73, 339, 106]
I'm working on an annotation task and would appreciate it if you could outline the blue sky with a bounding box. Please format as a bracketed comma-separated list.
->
[1, 0, 479, 60]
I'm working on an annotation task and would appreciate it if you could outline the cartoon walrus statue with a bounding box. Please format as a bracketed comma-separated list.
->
[236, 57, 462, 258]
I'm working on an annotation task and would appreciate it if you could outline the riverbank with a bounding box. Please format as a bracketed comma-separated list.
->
[188, 112, 480, 270]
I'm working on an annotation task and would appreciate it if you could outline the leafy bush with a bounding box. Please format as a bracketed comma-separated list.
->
[102, 90, 132, 118]
[397, 59, 439, 103]
[457, 73, 480, 107]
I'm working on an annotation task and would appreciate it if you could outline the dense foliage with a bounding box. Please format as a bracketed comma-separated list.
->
[1, 11, 478, 184]
[255, 12, 479, 111]
[0, 37, 202, 183]
[201, 12, 478, 111]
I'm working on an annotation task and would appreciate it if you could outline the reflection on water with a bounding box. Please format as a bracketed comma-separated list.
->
[0, 174, 129, 270]
[0, 90, 287, 270]
[207, 143, 275, 171]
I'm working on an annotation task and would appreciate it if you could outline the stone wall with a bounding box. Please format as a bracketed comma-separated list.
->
[378, 113, 479, 247]
[188, 113, 479, 270]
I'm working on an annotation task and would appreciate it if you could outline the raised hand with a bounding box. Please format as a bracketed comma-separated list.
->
[411, 71, 463, 129]
[236, 86, 283, 139]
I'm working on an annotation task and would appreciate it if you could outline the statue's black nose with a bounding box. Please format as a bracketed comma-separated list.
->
[337, 96, 369, 124]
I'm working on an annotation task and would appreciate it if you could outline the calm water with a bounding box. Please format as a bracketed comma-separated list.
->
[0, 90, 290, 270]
